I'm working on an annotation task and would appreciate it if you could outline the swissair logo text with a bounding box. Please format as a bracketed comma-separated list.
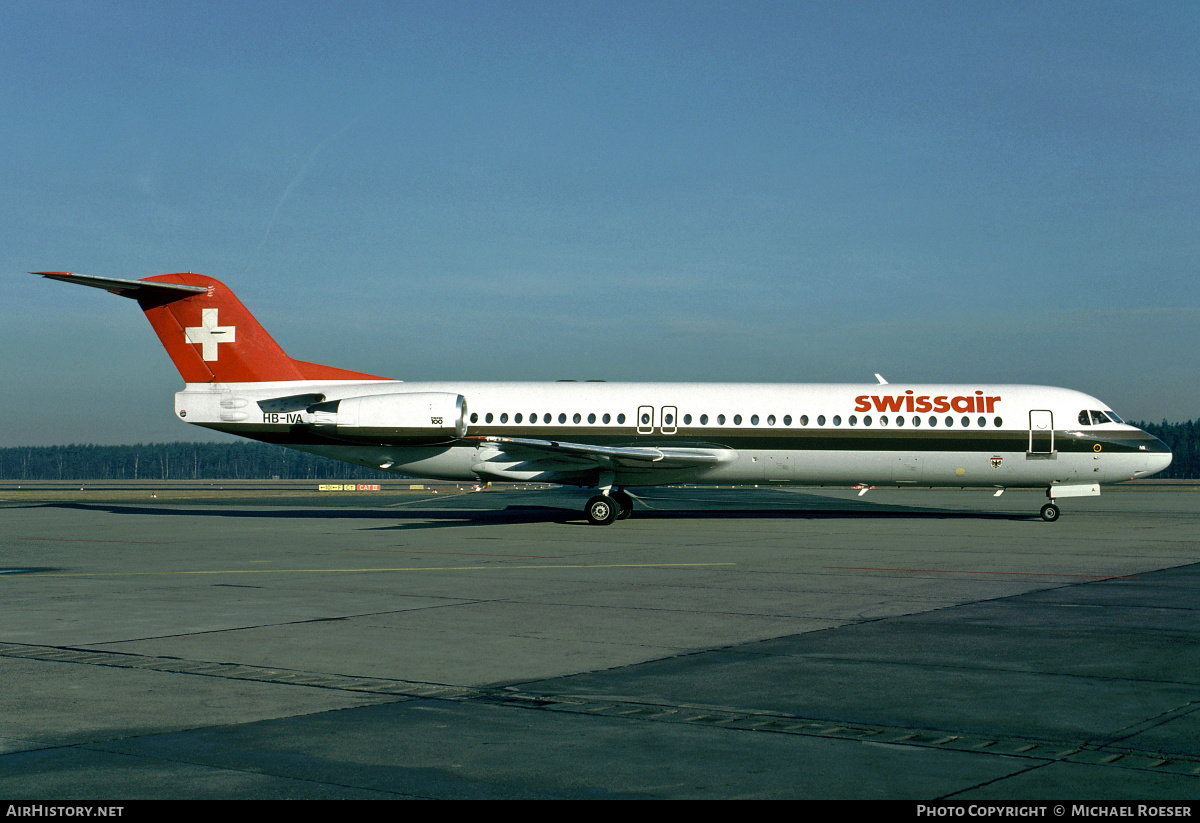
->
[854, 391, 1000, 414]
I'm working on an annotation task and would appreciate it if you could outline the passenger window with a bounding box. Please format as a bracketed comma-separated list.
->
[588, 413, 596, 424]
[994, 417, 1002, 427]
[544, 413, 552, 424]
[515, 413, 522, 423]
[833, 415, 842, 426]
[573, 413, 582, 424]
[485, 413, 494, 423]
[603, 413, 611, 424]
[961, 416, 969, 427]
[500, 413, 508, 423]
[864, 415, 873, 426]
[784, 415, 793, 426]
[734, 414, 742, 425]
[617, 413, 626, 424]
[683, 414, 692, 424]
[558, 413, 566, 424]
[928, 416, 937, 427]
[977, 416, 985, 427]
[700, 414, 709, 424]
[817, 415, 825, 426]
[945, 416, 954, 427]
[800, 415, 808, 426]
[767, 415, 775, 425]
[849, 415, 858, 426]
[470, 413, 478, 423]
[718, 415, 726, 425]
[750, 415, 759, 425]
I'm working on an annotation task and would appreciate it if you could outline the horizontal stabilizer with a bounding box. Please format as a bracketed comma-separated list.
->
[32, 272, 207, 302]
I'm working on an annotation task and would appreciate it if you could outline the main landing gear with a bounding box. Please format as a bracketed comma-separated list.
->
[585, 489, 633, 526]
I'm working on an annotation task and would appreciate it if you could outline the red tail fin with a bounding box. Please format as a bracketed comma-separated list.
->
[136, 273, 385, 383]
[34, 271, 386, 383]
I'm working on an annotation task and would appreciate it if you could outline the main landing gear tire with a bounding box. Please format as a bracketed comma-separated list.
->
[586, 494, 620, 526]
[611, 489, 633, 520]
[1040, 503, 1060, 522]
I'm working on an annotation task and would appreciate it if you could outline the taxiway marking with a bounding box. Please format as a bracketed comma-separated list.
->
[824, 566, 1134, 579]
[19, 537, 172, 545]
[8, 562, 736, 578]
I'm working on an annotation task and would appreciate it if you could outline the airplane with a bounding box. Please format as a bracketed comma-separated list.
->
[31, 271, 1173, 524]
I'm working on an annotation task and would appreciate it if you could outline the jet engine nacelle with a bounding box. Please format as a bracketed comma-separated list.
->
[310, 392, 467, 439]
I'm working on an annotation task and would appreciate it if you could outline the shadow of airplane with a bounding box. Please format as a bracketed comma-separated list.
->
[28, 497, 1034, 530]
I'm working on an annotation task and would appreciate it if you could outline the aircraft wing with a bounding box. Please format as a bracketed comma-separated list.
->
[465, 435, 735, 469]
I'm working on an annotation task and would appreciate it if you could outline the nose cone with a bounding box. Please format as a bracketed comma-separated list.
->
[1136, 432, 1173, 479]
[1149, 450, 1173, 476]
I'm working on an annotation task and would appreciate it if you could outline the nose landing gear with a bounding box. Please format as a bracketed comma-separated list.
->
[1040, 502, 1060, 522]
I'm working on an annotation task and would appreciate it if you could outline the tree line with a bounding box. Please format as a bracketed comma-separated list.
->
[0, 441, 393, 481]
[1, 421, 1196, 480]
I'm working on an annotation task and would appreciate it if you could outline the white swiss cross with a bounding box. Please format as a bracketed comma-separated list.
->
[184, 308, 236, 361]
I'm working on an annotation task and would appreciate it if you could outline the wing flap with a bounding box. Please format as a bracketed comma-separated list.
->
[465, 435, 735, 468]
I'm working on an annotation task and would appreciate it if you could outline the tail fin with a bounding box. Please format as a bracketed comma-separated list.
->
[34, 271, 385, 384]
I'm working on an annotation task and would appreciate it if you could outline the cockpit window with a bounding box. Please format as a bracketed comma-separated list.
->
[1105, 410, 1124, 424]
[1078, 410, 1090, 426]
[1080, 410, 1115, 425]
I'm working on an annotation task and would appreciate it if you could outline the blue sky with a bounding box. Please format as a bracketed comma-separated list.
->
[3, 1, 1198, 445]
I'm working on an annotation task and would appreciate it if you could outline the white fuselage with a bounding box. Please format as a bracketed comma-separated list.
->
[175, 380, 1172, 493]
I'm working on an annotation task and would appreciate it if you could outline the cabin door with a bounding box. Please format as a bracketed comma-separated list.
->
[1028, 410, 1055, 453]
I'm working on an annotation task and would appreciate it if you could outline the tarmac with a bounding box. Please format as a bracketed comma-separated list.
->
[1, 483, 1199, 799]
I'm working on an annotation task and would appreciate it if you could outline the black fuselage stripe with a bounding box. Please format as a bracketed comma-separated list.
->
[203, 424, 1167, 454]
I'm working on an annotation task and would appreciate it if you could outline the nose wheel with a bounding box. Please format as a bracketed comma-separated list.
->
[1040, 503, 1060, 522]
